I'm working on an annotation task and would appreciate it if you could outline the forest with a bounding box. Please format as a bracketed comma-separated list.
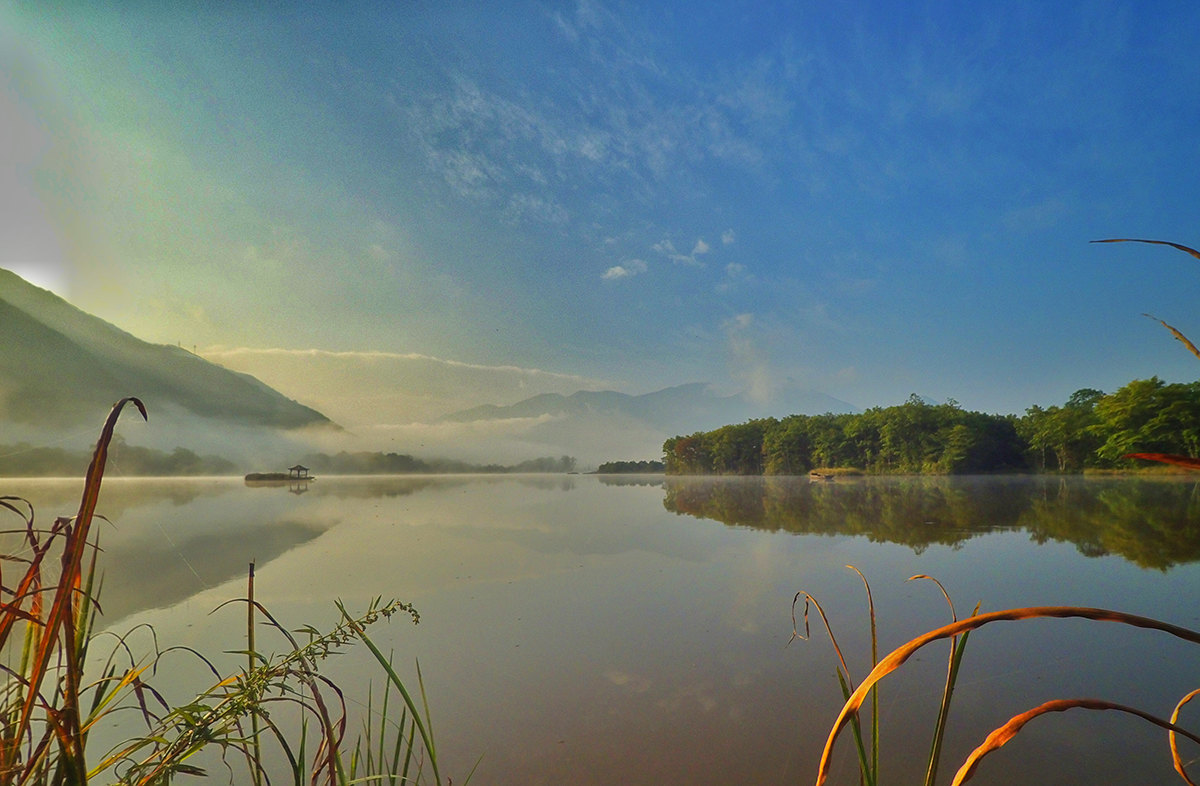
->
[663, 377, 1200, 475]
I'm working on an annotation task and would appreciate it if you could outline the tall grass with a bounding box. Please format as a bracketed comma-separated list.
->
[0, 398, 452, 784]
[794, 569, 976, 786]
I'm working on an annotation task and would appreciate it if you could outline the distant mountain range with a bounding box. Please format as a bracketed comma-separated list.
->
[440, 382, 856, 455]
[0, 268, 332, 430]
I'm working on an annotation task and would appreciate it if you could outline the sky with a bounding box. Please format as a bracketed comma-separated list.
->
[4, 1, 1200, 432]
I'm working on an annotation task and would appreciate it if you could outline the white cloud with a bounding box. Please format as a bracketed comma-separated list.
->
[722, 229, 736, 245]
[691, 239, 710, 256]
[602, 258, 647, 280]
[653, 237, 704, 266]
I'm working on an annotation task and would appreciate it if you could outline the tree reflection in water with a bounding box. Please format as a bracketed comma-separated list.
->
[663, 475, 1200, 569]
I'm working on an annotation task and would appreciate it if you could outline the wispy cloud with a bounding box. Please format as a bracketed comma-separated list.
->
[602, 258, 648, 280]
[201, 347, 612, 426]
[653, 237, 710, 266]
[395, 6, 805, 250]
[722, 312, 776, 405]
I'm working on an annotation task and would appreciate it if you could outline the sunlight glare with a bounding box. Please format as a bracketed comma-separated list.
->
[7, 263, 69, 297]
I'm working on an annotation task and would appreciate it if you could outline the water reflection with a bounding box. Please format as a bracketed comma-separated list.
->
[1, 478, 326, 623]
[5, 474, 1200, 784]
[663, 475, 1200, 569]
[596, 475, 666, 488]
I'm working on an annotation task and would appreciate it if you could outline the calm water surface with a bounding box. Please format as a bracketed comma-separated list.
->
[7, 474, 1200, 784]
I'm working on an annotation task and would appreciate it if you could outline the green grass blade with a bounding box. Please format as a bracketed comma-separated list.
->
[337, 601, 442, 786]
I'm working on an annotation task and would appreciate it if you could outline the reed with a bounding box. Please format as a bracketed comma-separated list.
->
[0, 399, 452, 784]
[809, 601, 1200, 785]
[795, 568, 976, 786]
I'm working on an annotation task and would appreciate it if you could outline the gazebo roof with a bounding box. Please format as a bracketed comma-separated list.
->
[288, 464, 309, 471]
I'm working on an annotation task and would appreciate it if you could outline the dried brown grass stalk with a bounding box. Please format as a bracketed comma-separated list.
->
[949, 698, 1200, 785]
[1091, 238, 1200, 261]
[1172, 690, 1200, 785]
[1142, 313, 1200, 362]
[815, 605, 1200, 785]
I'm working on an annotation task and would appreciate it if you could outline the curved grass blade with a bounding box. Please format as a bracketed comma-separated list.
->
[814, 606, 1200, 786]
[1171, 689, 1200, 784]
[1091, 238, 1200, 261]
[908, 575, 978, 786]
[949, 698, 1200, 785]
[846, 566, 879, 782]
[792, 589, 874, 786]
[1141, 314, 1200, 362]
[338, 600, 442, 786]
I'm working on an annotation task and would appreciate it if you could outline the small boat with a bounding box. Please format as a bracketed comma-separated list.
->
[808, 471, 834, 483]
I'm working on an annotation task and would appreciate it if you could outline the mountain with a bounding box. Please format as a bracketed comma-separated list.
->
[438, 382, 857, 464]
[442, 382, 855, 432]
[0, 269, 332, 430]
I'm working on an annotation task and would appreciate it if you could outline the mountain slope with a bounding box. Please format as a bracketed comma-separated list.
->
[0, 269, 332, 429]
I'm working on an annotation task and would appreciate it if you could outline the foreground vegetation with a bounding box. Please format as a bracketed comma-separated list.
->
[1, 398, 454, 784]
[798, 567, 1200, 786]
[798, 239, 1200, 783]
[664, 376, 1200, 475]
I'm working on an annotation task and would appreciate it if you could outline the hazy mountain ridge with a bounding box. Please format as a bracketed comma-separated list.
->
[0, 269, 332, 430]
[440, 382, 857, 436]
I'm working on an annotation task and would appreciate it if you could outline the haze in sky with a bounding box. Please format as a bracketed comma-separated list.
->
[4, 1, 1200, 431]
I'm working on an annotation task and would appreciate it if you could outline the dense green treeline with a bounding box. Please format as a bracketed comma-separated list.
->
[595, 459, 665, 473]
[300, 451, 577, 475]
[663, 377, 1200, 475]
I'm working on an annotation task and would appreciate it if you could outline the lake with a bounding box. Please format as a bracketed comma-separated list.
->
[7, 473, 1200, 784]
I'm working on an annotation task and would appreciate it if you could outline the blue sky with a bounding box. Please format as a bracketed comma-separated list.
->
[4, 1, 1200, 424]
